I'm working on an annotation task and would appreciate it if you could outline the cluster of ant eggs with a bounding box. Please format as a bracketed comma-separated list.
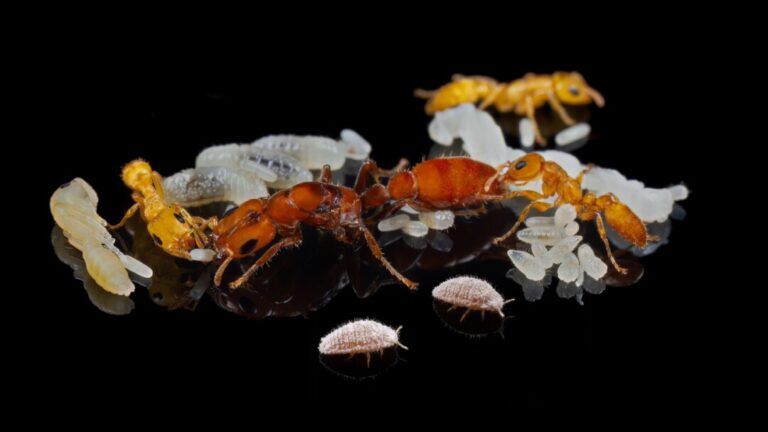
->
[377, 207, 455, 238]
[507, 204, 608, 285]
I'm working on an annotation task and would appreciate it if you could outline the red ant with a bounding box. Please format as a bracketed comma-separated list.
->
[211, 165, 417, 290]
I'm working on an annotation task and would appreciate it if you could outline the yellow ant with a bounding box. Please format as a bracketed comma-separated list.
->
[415, 72, 605, 145]
[109, 159, 213, 260]
[485, 153, 647, 274]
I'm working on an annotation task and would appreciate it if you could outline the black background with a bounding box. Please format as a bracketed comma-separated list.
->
[17, 30, 711, 406]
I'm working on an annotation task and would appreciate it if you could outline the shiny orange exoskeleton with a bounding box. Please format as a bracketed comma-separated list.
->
[110, 159, 211, 260]
[358, 155, 647, 273]
[415, 72, 605, 145]
[212, 165, 417, 290]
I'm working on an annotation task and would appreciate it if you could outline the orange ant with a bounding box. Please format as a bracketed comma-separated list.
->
[109, 160, 212, 260]
[415, 72, 605, 145]
[211, 165, 417, 290]
[358, 155, 647, 274]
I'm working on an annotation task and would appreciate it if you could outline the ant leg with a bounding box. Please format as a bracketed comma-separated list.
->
[575, 164, 595, 185]
[360, 226, 418, 290]
[319, 164, 333, 184]
[108, 203, 140, 230]
[363, 201, 407, 225]
[354, 159, 409, 194]
[414, 88, 436, 99]
[595, 213, 628, 274]
[151, 172, 166, 200]
[524, 95, 546, 146]
[213, 250, 233, 287]
[229, 234, 303, 289]
[493, 201, 553, 245]
[174, 205, 209, 248]
[481, 189, 548, 203]
[548, 91, 576, 125]
[478, 84, 503, 110]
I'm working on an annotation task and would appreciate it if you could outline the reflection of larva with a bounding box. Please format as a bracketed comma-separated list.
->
[163, 166, 269, 207]
[196, 145, 312, 189]
[50, 178, 152, 296]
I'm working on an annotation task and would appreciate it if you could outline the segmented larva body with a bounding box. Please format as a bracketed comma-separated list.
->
[319, 319, 406, 355]
[163, 166, 269, 207]
[250, 135, 347, 170]
[432, 276, 508, 316]
[196, 144, 312, 189]
[50, 178, 152, 296]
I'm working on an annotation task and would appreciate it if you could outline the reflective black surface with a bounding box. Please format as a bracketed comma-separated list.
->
[25, 42, 707, 405]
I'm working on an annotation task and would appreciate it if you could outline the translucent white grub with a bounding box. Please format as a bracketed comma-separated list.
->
[557, 252, 581, 283]
[50, 178, 153, 296]
[241, 148, 313, 189]
[531, 242, 553, 269]
[377, 214, 411, 232]
[516, 226, 566, 246]
[339, 129, 372, 161]
[519, 118, 535, 147]
[250, 134, 347, 170]
[432, 276, 510, 317]
[427, 104, 508, 166]
[554, 122, 591, 146]
[402, 220, 429, 238]
[190, 248, 216, 263]
[196, 144, 312, 189]
[400, 205, 419, 215]
[545, 235, 583, 265]
[318, 319, 406, 356]
[418, 210, 455, 230]
[507, 249, 546, 281]
[577, 244, 608, 280]
[554, 204, 577, 227]
[525, 216, 555, 228]
[564, 221, 579, 236]
[163, 166, 268, 206]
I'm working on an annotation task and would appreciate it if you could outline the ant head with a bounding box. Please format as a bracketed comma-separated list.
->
[495, 154, 545, 185]
[552, 72, 605, 107]
[122, 159, 153, 190]
[214, 199, 276, 259]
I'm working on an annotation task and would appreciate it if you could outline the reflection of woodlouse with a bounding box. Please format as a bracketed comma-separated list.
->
[50, 178, 152, 296]
[318, 319, 407, 367]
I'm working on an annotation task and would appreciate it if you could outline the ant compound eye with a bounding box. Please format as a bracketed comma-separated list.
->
[569, 85, 579, 96]
[515, 160, 527, 170]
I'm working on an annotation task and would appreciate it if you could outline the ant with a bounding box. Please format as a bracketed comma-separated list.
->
[357, 154, 647, 274]
[109, 159, 213, 260]
[415, 72, 605, 145]
[211, 165, 417, 290]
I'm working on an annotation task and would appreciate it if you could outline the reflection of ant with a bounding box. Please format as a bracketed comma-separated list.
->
[212, 165, 417, 290]
[358, 154, 647, 274]
[415, 72, 604, 145]
[109, 160, 212, 260]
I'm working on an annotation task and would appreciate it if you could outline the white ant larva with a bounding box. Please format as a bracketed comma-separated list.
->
[318, 319, 407, 367]
[196, 144, 312, 189]
[163, 166, 269, 207]
[251, 129, 373, 170]
[50, 178, 153, 296]
[432, 276, 513, 322]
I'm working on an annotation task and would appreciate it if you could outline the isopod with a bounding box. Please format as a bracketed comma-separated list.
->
[163, 166, 269, 207]
[318, 319, 407, 367]
[50, 178, 153, 296]
[432, 276, 513, 321]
